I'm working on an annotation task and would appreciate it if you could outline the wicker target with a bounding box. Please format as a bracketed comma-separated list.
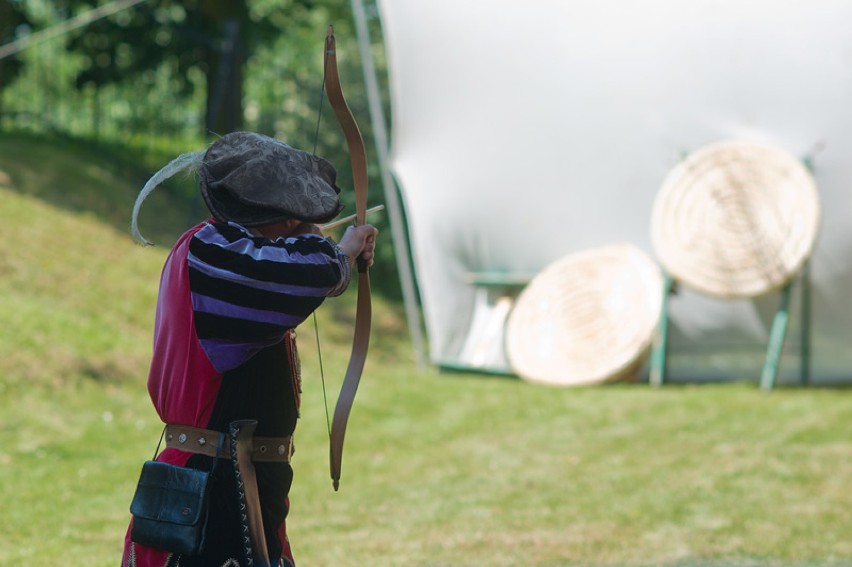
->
[505, 244, 663, 386]
[651, 140, 820, 299]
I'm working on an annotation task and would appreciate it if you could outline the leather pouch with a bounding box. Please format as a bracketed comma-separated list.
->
[129, 431, 223, 555]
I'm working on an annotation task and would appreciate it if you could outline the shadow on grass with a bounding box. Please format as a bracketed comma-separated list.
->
[0, 130, 206, 246]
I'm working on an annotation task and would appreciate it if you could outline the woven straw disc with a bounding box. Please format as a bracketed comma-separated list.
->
[651, 140, 820, 299]
[505, 244, 663, 386]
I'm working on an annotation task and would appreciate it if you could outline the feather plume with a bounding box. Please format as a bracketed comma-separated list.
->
[130, 150, 205, 245]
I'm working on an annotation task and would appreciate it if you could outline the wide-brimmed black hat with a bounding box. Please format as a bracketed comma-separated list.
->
[199, 131, 344, 226]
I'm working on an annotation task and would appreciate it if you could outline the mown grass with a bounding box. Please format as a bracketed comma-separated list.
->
[289, 373, 852, 567]
[1, 137, 851, 566]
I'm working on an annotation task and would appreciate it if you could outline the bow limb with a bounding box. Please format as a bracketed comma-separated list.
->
[323, 25, 372, 491]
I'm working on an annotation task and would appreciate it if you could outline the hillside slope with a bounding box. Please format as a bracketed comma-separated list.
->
[0, 133, 410, 389]
[0, 135, 408, 565]
[0, 184, 165, 390]
[0, 133, 206, 247]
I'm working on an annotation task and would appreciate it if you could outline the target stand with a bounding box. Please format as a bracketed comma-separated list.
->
[647, 141, 820, 390]
[649, 263, 813, 390]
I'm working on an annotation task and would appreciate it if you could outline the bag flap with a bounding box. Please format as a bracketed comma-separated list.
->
[130, 460, 211, 526]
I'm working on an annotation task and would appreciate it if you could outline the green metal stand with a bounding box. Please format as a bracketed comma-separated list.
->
[650, 262, 811, 390]
[759, 261, 813, 390]
[799, 262, 812, 385]
[649, 272, 674, 387]
[759, 281, 793, 390]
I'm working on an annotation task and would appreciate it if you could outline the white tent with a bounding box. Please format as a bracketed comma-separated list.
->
[373, 0, 852, 382]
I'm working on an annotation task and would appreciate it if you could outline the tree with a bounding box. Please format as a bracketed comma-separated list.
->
[64, 0, 335, 136]
[0, 0, 33, 91]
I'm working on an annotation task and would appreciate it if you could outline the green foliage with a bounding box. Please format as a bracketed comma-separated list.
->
[2, 0, 404, 297]
[60, 0, 349, 134]
[0, 0, 32, 86]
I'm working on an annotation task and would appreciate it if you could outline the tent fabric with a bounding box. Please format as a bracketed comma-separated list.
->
[377, 0, 852, 380]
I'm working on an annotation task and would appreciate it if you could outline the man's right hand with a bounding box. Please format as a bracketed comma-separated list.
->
[338, 224, 378, 267]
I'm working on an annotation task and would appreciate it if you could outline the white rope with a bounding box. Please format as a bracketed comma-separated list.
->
[131, 150, 205, 246]
[0, 0, 149, 61]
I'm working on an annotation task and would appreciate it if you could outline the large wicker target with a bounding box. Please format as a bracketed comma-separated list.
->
[505, 244, 663, 386]
[651, 140, 820, 298]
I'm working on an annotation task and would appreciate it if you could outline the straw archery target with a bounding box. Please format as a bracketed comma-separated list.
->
[651, 140, 820, 299]
[505, 244, 663, 386]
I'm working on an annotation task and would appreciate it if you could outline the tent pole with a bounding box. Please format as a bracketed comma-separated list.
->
[351, 0, 428, 369]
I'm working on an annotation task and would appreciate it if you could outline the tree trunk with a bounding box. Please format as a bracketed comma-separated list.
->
[0, 0, 14, 102]
[201, 0, 249, 137]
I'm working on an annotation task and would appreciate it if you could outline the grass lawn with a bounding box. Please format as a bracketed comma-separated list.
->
[2, 357, 851, 566]
[290, 361, 852, 567]
[1, 139, 851, 566]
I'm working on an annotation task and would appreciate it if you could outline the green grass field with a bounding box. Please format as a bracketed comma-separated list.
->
[1, 136, 851, 566]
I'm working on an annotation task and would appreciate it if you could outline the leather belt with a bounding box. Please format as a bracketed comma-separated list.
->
[165, 424, 293, 463]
